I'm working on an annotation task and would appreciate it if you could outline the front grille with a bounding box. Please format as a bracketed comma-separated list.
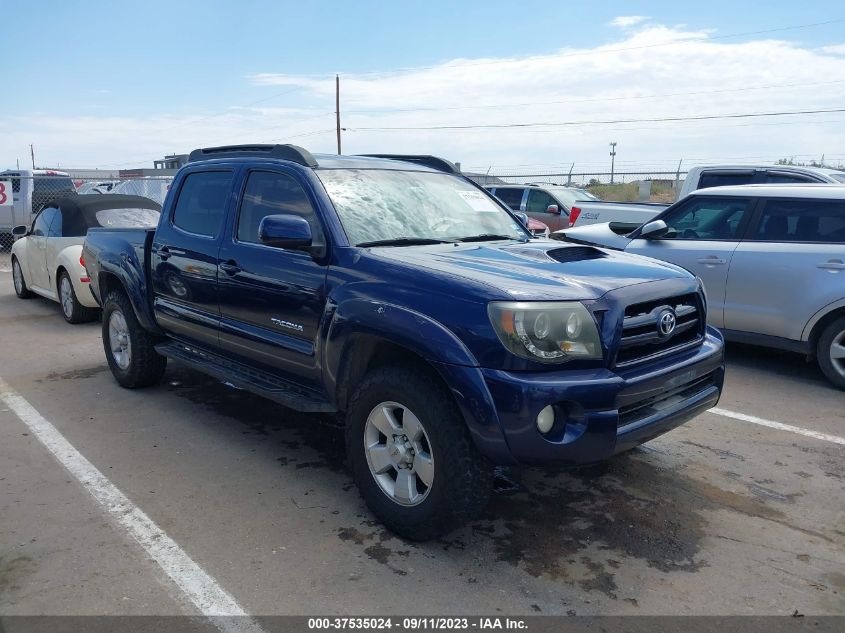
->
[614, 293, 704, 368]
[618, 371, 717, 428]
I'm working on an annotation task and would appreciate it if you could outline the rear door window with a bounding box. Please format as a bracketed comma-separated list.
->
[171, 171, 233, 237]
[752, 198, 845, 243]
[763, 172, 818, 184]
[493, 188, 525, 211]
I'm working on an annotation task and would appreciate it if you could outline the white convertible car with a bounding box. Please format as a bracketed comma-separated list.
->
[11, 195, 160, 323]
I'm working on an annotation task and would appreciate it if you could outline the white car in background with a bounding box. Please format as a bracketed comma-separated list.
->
[110, 178, 172, 205]
[11, 194, 161, 323]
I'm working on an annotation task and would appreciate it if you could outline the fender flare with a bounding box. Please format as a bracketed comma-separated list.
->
[802, 298, 845, 342]
[96, 249, 161, 333]
[323, 299, 516, 464]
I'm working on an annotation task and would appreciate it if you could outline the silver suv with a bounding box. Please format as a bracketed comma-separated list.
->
[559, 184, 845, 388]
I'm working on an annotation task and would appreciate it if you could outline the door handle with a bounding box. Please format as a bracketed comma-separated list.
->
[220, 260, 242, 275]
[818, 259, 845, 271]
[696, 256, 726, 266]
[156, 246, 171, 260]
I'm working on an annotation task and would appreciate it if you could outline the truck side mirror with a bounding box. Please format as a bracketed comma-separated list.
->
[259, 214, 313, 250]
[546, 205, 560, 215]
[12, 225, 28, 238]
[640, 219, 669, 239]
[513, 211, 529, 227]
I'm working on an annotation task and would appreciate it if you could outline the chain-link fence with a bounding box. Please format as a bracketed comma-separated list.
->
[465, 169, 688, 203]
[0, 174, 173, 251]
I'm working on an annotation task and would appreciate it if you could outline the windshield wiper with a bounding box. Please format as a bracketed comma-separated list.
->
[456, 234, 521, 242]
[356, 237, 455, 247]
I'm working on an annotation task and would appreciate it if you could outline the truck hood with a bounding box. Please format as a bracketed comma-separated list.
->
[367, 239, 689, 301]
[552, 222, 636, 250]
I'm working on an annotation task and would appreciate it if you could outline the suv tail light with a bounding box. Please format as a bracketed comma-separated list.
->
[569, 206, 581, 227]
[79, 255, 85, 267]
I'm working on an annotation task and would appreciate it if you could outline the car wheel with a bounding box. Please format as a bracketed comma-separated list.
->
[817, 316, 845, 390]
[102, 289, 167, 388]
[58, 271, 99, 324]
[346, 364, 493, 541]
[12, 257, 34, 299]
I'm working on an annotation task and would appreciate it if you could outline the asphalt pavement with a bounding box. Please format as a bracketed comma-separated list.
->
[1, 263, 842, 619]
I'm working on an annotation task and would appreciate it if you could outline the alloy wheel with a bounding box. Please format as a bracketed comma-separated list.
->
[364, 401, 435, 506]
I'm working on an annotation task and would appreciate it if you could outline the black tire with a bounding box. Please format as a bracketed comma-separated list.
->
[345, 364, 493, 541]
[58, 270, 99, 324]
[817, 316, 845, 390]
[101, 289, 166, 388]
[11, 257, 34, 299]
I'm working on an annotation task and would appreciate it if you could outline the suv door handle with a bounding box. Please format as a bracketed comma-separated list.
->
[156, 246, 171, 260]
[818, 259, 845, 271]
[696, 256, 726, 266]
[220, 260, 242, 275]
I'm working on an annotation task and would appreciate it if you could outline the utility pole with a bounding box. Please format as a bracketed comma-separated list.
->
[30, 144, 36, 169]
[335, 74, 342, 155]
[609, 142, 617, 184]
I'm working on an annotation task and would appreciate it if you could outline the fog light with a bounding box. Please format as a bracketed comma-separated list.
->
[536, 405, 555, 434]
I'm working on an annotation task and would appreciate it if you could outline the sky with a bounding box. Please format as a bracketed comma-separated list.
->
[1, 0, 845, 174]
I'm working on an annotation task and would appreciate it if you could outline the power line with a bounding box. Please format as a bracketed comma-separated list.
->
[341, 78, 845, 114]
[349, 107, 845, 132]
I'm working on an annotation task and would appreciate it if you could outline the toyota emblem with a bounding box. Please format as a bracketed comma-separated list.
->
[658, 309, 677, 337]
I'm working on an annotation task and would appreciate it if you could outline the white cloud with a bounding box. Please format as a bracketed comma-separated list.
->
[819, 44, 845, 55]
[5, 23, 845, 174]
[609, 16, 649, 28]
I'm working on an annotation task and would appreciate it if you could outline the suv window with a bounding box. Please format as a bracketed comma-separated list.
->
[237, 171, 324, 247]
[659, 197, 751, 240]
[526, 189, 559, 214]
[697, 172, 755, 190]
[493, 188, 524, 211]
[172, 171, 233, 237]
[764, 173, 815, 184]
[754, 198, 845, 243]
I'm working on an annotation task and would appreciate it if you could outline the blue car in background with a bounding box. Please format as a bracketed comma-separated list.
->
[82, 145, 725, 540]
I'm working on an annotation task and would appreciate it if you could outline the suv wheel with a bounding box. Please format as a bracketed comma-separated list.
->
[346, 364, 493, 541]
[817, 316, 845, 390]
[102, 289, 167, 388]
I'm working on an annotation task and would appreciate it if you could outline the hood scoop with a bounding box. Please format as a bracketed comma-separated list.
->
[547, 245, 606, 263]
[496, 243, 607, 264]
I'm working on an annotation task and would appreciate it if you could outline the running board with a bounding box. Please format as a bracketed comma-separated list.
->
[155, 341, 336, 413]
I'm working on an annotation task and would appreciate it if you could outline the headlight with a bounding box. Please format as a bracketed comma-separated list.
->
[488, 301, 602, 362]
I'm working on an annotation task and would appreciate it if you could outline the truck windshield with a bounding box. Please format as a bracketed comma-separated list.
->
[317, 169, 527, 246]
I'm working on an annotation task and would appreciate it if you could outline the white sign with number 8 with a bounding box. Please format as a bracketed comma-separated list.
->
[0, 180, 12, 206]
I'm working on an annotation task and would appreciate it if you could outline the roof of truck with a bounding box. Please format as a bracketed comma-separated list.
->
[695, 184, 845, 199]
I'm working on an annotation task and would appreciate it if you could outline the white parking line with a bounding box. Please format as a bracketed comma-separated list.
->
[0, 377, 266, 633]
[709, 407, 845, 446]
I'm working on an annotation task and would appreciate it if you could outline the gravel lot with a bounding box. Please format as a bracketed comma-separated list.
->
[0, 264, 842, 619]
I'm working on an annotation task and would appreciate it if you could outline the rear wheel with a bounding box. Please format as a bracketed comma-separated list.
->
[12, 257, 33, 298]
[346, 364, 493, 541]
[58, 271, 99, 324]
[102, 289, 166, 388]
[817, 316, 845, 390]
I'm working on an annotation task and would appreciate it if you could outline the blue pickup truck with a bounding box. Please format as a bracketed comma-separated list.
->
[82, 144, 725, 540]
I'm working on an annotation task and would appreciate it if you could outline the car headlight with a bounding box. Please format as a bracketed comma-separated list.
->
[488, 301, 602, 362]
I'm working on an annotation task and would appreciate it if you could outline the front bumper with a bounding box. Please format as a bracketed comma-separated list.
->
[476, 326, 724, 465]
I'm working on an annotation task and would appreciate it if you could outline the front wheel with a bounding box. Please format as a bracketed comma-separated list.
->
[817, 316, 845, 390]
[102, 289, 166, 388]
[346, 364, 493, 541]
[12, 257, 33, 298]
[58, 271, 99, 323]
